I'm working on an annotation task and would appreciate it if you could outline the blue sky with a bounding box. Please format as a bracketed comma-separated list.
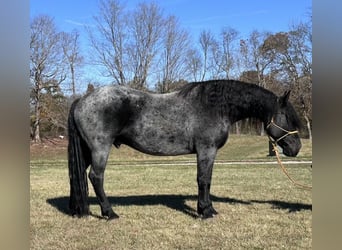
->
[31, 0, 311, 37]
[30, 0, 311, 90]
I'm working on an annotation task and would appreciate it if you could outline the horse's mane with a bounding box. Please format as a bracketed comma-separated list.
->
[178, 80, 302, 129]
[178, 79, 275, 108]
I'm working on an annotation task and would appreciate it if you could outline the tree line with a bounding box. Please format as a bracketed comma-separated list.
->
[30, 0, 312, 142]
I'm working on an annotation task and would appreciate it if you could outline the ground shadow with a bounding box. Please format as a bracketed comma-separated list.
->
[250, 199, 312, 212]
[46, 194, 311, 219]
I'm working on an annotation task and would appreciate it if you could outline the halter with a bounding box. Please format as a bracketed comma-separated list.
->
[267, 118, 312, 190]
[266, 117, 299, 143]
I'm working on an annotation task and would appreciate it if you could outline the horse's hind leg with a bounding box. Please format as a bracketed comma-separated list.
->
[89, 146, 119, 220]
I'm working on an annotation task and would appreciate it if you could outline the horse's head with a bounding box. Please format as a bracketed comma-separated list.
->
[266, 91, 302, 157]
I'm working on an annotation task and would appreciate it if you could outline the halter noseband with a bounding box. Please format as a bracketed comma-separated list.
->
[266, 118, 299, 143]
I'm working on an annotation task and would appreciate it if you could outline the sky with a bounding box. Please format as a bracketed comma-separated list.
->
[30, 0, 312, 90]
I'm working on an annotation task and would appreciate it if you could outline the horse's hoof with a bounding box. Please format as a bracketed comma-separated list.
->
[201, 214, 214, 219]
[103, 209, 119, 220]
[106, 213, 119, 221]
[70, 205, 90, 218]
[210, 206, 218, 215]
[71, 211, 90, 218]
[198, 206, 218, 219]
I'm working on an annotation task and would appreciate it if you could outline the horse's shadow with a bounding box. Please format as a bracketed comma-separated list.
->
[46, 194, 311, 219]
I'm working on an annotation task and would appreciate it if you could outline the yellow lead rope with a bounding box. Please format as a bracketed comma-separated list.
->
[271, 142, 312, 191]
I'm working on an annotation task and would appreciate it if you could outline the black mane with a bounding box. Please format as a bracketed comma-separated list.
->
[178, 79, 274, 100]
[179, 79, 302, 130]
[178, 80, 278, 123]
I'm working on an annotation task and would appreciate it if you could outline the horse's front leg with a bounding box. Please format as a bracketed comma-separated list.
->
[196, 146, 218, 219]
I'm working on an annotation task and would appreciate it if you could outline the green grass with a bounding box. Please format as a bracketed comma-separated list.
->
[30, 135, 312, 249]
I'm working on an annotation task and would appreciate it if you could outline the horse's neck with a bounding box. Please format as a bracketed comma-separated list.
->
[227, 89, 276, 124]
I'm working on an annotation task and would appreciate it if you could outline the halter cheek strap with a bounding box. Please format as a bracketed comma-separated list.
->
[266, 118, 299, 143]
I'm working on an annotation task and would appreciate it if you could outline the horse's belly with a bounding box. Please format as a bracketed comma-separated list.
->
[118, 127, 194, 156]
[129, 140, 192, 156]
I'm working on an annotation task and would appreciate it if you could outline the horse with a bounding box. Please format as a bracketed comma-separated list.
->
[68, 79, 302, 219]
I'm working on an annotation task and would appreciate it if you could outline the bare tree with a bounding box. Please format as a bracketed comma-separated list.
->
[30, 15, 67, 142]
[128, 2, 165, 89]
[158, 15, 190, 92]
[185, 48, 202, 82]
[208, 39, 221, 79]
[198, 30, 215, 81]
[249, 30, 274, 88]
[61, 30, 83, 96]
[88, 0, 127, 85]
[218, 27, 239, 79]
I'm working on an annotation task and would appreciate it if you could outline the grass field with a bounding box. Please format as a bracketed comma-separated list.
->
[30, 135, 312, 249]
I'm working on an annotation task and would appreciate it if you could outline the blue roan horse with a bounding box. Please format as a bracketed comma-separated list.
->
[68, 80, 302, 219]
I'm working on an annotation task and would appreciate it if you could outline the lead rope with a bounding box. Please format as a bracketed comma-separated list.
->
[270, 140, 312, 191]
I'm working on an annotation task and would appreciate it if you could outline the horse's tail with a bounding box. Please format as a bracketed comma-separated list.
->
[68, 99, 89, 216]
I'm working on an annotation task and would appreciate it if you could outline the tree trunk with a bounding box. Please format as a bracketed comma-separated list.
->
[304, 113, 312, 141]
[235, 121, 240, 135]
[260, 122, 265, 136]
[33, 123, 41, 143]
[71, 64, 75, 96]
[33, 97, 41, 143]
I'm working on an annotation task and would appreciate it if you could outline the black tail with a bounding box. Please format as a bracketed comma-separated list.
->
[68, 99, 90, 216]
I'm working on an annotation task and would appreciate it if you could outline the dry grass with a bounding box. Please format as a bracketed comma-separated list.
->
[30, 135, 312, 249]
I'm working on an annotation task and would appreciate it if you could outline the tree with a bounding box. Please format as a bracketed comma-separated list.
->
[285, 23, 312, 140]
[261, 22, 312, 139]
[157, 15, 190, 93]
[217, 27, 239, 79]
[198, 30, 215, 81]
[248, 30, 274, 88]
[185, 48, 202, 82]
[30, 15, 83, 141]
[39, 84, 69, 137]
[128, 2, 165, 89]
[30, 15, 67, 142]
[61, 30, 83, 96]
[261, 32, 292, 84]
[88, 0, 127, 85]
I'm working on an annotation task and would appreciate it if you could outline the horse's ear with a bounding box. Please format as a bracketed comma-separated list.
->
[279, 90, 291, 107]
